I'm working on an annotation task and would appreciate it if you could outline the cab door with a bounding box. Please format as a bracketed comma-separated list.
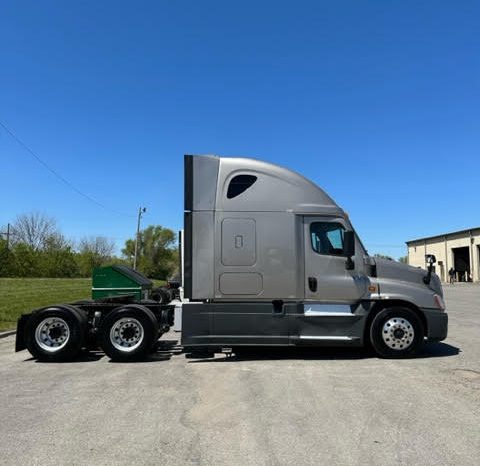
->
[304, 217, 367, 303]
[290, 217, 369, 345]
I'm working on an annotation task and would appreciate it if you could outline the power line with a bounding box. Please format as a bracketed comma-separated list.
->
[0, 120, 135, 218]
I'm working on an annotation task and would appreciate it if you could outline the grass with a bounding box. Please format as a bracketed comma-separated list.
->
[0, 277, 167, 331]
[0, 278, 92, 331]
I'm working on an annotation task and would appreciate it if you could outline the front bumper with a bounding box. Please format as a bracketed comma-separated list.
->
[422, 309, 448, 341]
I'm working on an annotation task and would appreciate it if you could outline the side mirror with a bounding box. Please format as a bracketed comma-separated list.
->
[423, 254, 437, 285]
[344, 230, 355, 270]
[344, 230, 355, 257]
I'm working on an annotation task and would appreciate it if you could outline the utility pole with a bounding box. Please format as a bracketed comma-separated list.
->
[1, 223, 12, 249]
[133, 207, 146, 270]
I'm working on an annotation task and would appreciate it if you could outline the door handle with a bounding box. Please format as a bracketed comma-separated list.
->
[308, 277, 318, 292]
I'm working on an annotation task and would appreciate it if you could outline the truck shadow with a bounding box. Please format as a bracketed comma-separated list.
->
[26, 339, 182, 363]
[108, 339, 182, 363]
[187, 342, 460, 363]
[29, 350, 105, 363]
[25, 340, 459, 363]
[418, 342, 460, 358]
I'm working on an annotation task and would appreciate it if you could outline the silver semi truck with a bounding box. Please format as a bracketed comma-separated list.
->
[15, 154, 448, 361]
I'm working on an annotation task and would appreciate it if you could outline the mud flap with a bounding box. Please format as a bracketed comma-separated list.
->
[15, 314, 30, 352]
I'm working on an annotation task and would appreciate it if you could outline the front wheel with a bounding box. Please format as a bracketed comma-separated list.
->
[370, 307, 424, 358]
[99, 305, 159, 361]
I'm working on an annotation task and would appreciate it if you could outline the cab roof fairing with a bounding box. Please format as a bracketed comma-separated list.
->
[215, 156, 345, 216]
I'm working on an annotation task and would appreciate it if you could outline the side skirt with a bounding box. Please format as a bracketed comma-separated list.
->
[289, 302, 371, 346]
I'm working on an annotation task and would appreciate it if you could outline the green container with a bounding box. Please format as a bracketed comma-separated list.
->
[92, 265, 153, 300]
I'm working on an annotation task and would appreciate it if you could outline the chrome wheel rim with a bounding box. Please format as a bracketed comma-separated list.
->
[382, 317, 414, 350]
[110, 318, 144, 352]
[35, 317, 70, 352]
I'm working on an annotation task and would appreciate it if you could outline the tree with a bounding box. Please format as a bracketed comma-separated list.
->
[10, 242, 41, 277]
[0, 212, 131, 278]
[122, 225, 177, 279]
[0, 237, 14, 276]
[77, 236, 116, 276]
[10, 212, 58, 250]
[39, 234, 79, 277]
[399, 256, 408, 264]
[373, 253, 394, 261]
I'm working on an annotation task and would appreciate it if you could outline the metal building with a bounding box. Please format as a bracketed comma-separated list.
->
[407, 227, 480, 283]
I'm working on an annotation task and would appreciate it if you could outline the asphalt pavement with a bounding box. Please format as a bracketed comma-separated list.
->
[0, 285, 479, 466]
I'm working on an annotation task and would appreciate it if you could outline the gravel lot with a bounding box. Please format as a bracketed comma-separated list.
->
[0, 285, 479, 466]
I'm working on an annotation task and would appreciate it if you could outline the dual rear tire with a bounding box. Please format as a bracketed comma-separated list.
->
[25, 304, 159, 362]
[99, 305, 159, 362]
[25, 305, 87, 362]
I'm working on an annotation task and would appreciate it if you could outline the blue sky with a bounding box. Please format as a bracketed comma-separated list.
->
[1, 0, 479, 258]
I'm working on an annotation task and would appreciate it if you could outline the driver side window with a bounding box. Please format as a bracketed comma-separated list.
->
[310, 222, 345, 256]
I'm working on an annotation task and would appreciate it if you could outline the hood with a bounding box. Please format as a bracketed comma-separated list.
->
[374, 258, 443, 296]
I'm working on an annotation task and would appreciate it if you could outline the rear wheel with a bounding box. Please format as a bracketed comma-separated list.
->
[99, 305, 159, 361]
[25, 305, 87, 361]
[370, 307, 424, 358]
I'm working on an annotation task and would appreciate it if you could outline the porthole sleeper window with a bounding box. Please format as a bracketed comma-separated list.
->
[227, 175, 257, 199]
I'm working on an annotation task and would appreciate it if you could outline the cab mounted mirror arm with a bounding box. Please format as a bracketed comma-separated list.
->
[423, 254, 437, 284]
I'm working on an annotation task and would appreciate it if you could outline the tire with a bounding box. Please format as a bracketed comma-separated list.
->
[370, 307, 424, 358]
[99, 304, 159, 361]
[151, 287, 171, 304]
[25, 305, 87, 361]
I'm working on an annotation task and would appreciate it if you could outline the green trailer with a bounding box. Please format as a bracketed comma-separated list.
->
[92, 265, 153, 300]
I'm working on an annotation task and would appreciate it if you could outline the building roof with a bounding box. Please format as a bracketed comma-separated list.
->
[406, 227, 480, 244]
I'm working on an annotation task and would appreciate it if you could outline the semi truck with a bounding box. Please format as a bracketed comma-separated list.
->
[15, 154, 448, 361]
